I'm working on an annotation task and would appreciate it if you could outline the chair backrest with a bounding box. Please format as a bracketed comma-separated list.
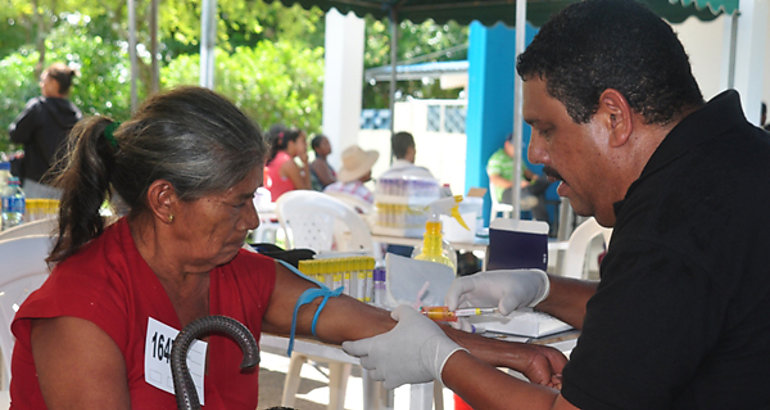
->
[323, 190, 374, 216]
[0, 235, 53, 389]
[275, 190, 374, 254]
[489, 181, 513, 220]
[0, 217, 57, 242]
[558, 217, 613, 279]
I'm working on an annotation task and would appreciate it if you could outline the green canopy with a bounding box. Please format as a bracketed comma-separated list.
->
[266, 0, 725, 26]
[671, 0, 739, 15]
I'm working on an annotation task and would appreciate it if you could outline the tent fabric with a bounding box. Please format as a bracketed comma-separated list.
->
[671, 0, 739, 15]
[265, 0, 724, 26]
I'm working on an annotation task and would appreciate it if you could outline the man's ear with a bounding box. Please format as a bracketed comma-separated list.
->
[146, 179, 177, 224]
[598, 89, 633, 147]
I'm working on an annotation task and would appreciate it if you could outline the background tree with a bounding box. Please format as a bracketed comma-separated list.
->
[1, 0, 468, 154]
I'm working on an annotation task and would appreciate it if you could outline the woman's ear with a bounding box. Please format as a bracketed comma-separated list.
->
[146, 179, 177, 224]
[598, 89, 633, 148]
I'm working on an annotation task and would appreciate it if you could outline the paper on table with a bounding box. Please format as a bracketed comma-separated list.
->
[468, 308, 572, 338]
[385, 253, 455, 308]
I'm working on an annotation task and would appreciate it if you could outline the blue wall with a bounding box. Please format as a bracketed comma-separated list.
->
[465, 21, 539, 225]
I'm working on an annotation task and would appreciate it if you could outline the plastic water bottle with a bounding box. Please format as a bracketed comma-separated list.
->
[0, 162, 11, 192]
[1, 176, 26, 230]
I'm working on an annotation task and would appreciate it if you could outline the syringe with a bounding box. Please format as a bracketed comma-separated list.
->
[420, 306, 498, 322]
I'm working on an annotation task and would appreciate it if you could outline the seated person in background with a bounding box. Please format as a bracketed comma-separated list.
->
[487, 132, 550, 221]
[379, 131, 434, 180]
[323, 145, 379, 207]
[309, 134, 337, 190]
[263, 125, 311, 201]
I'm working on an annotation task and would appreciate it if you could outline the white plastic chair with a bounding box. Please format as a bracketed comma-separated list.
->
[276, 190, 374, 255]
[274, 190, 375, 409]
[489, 181, 514, 220]
[558, 217, 612, 279]
[0, 235, 54, 390]
[323, 190, 374, 216]
[0, 217, 57, 241]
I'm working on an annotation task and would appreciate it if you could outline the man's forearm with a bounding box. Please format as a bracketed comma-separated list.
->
[535, 275, 597, 329]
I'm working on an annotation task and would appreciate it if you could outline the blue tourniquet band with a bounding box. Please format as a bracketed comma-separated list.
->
[278, 259, 343, 356]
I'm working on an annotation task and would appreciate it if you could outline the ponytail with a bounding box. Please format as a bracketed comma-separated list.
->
[48, 117, 118, 263]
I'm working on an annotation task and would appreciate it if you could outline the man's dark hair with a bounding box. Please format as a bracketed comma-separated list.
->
[516, 0, 704, 125]
[391, 131, 415, 159]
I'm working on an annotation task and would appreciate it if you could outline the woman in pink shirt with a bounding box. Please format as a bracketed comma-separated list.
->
[263, 125, 311, 201]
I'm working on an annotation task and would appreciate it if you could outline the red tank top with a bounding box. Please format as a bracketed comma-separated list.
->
[11, 218, 276, 409]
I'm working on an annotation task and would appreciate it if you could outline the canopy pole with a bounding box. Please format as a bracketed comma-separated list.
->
[511, 0, 527, 223]
[200, 0, 217, 89]
[388, 8, 398, 140]
[150, 0, 159, 93]
[128, 0, 138, 111]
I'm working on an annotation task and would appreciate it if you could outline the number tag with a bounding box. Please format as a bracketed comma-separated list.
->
[144, 317, 207, 404]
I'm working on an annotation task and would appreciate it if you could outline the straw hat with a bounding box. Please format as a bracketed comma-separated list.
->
[337, 145, 379, 183]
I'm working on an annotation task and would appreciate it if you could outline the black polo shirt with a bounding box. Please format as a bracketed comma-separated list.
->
[562, 91, 770, 409]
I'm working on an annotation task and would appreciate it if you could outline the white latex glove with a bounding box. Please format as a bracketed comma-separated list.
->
[342, 305, 467, 390]
[446, 269, 550, 314]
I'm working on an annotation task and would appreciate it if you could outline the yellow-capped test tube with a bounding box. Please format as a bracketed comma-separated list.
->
[420, 306, 498, 322]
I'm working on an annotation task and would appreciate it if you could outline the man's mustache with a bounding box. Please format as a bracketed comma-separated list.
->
[543, 166, 562, 181]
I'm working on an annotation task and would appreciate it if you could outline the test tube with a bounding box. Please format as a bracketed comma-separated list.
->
[342, 257, 351, 296]
[373, 267, 386, 307]
[364, 257, 374, 303]
[420, 306, 498, 322]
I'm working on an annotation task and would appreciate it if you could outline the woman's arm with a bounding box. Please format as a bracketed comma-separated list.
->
[262, 261, 395, 341]
[281, 153, 312, 190]
[488, 172, 513, 189]
[442, 350, 579, 410]
[30, 316, 131, 409]
[311, 160, 336, 187]
[444, 326, 567, 387]
[9, 102, 38, 144]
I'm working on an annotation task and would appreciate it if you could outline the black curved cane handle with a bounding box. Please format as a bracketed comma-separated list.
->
[170, 315, 260, 410]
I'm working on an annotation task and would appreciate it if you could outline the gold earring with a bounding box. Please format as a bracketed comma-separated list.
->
[168, 215, 174, 223]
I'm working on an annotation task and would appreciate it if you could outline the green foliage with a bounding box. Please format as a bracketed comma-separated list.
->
[0, 16, 133, 153]
[0, 52, 39, 153]
[44, 15, 136, 120]
[161, 40, 324, 134]
[161, 0, 324, 58]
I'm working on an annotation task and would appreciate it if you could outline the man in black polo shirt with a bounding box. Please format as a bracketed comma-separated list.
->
[341, 0, 770, 408]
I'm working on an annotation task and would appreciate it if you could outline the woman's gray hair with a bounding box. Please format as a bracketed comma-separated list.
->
[113, 86, 266, 204]
[49, 86, 267, 263]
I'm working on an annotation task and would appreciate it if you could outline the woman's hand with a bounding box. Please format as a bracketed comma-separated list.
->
[298, 150, 309, 165]
[444, 325, 567, 389]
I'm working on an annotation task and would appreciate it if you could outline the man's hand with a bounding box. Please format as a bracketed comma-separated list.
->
[342, 305, 467, 389]
[445, 270, 550, 331]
